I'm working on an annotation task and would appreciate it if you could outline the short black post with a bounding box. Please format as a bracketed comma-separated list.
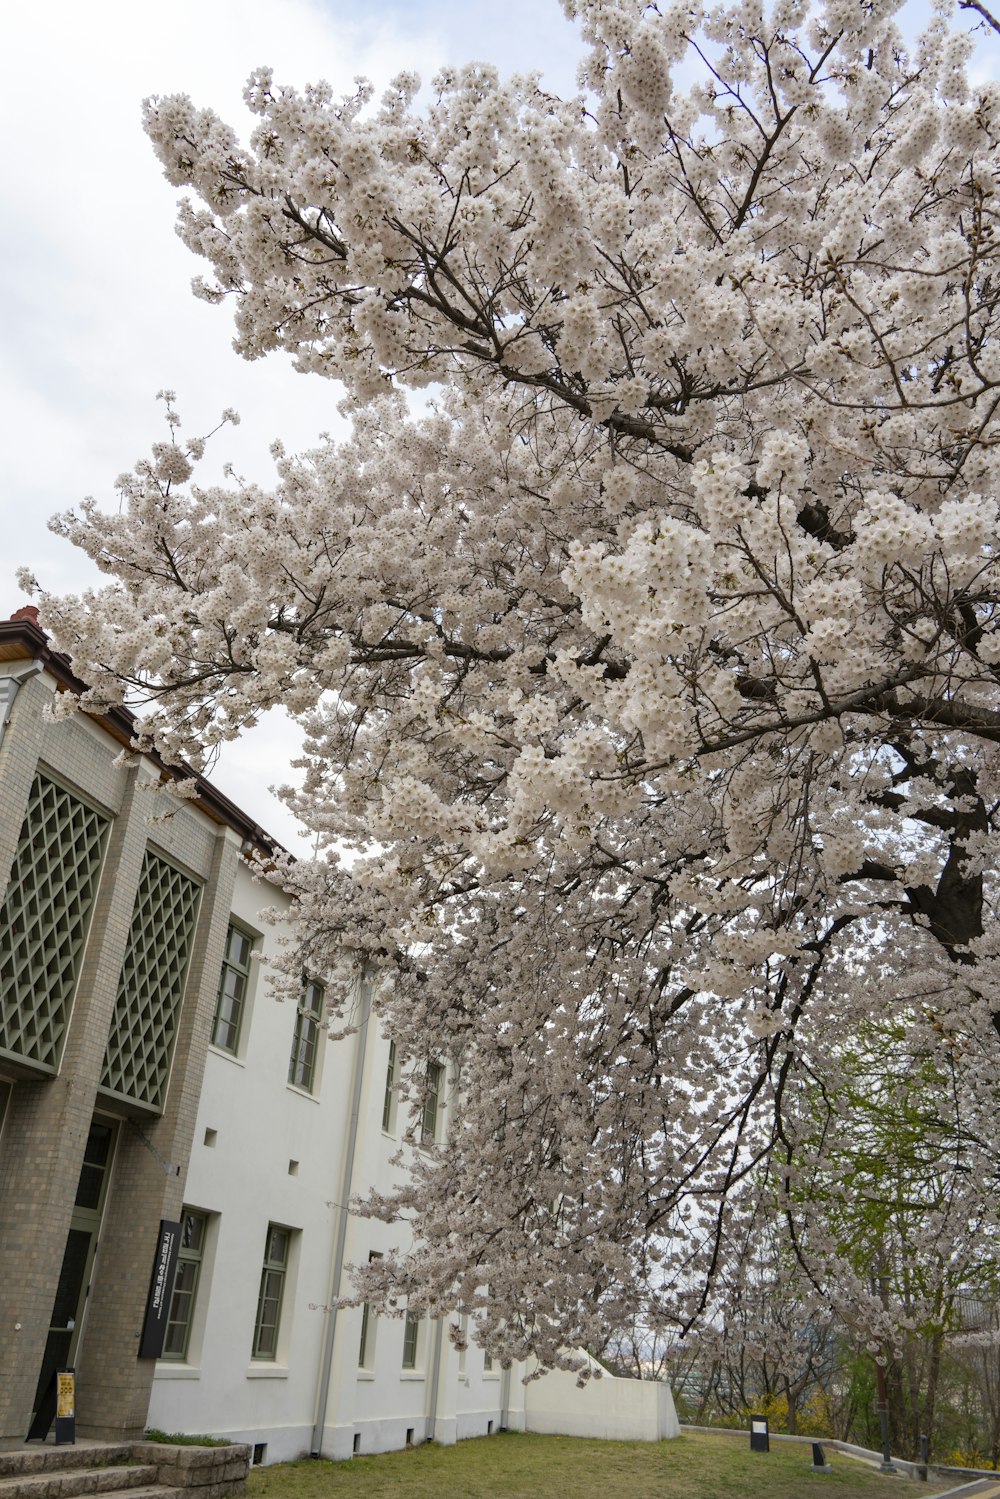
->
[918, 1433, 929, 1482]
[811, 1441, 832, 1473]
[875, 1358, 897, 1474]
[750, 1416, 769, 1453]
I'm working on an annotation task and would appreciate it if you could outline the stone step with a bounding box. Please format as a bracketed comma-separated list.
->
[0, 1464, 160, 1499]
[0, 1450, 134, 1480]
[74, 1490, 180, 1499]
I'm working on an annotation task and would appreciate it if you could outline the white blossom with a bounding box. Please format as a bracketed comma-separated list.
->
[31, 0, 1000, 1366]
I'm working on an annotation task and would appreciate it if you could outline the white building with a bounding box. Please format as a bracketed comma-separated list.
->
[0, 606, 678, 1459]
[145, 856, 530, 1462]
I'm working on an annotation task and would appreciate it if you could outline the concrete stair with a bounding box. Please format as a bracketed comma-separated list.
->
[0, 1483, 171, 1499]
[0, 1438, 250, 1499]
[0, 1446, 179, 1499]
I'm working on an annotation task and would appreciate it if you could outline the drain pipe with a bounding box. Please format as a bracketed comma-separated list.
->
[425, 1059, 459, 1444]
[311, 966, 374, 1457]
[0, 662, 42, 753]
[426, 1318, 445, 1442]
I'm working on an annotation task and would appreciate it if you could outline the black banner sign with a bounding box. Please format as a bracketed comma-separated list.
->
[139, 1220, 180, 1359]
[750, 1416, 770, 1453]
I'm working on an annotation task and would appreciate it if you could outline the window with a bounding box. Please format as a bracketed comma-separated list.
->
[289, 979, 324, 1092]
[402, 1309, 421, 1370]
[0, 773, 109, 1073]
[458, 1313, 469, 1377]
[212, 925, 253, 1054]
[381, 1041, 396, 1132]
[421, 1062, 444, 1143]
[100, 851, 201, 1112]
[252, 1224, 290, 1360]
[484, 1350, 494, 1372]
[162, 1209, 208, 1361]
[358, 1251, 382, 1370]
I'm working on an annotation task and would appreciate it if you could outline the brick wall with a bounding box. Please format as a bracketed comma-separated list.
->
[0, 662, 246, 1443]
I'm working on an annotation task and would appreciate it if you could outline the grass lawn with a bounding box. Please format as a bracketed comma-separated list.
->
[248, 1430, 959, 1499]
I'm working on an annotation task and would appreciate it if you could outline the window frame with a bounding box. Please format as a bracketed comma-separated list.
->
[288, 978, 324, 1093]
[161, 1208, 209, 1362]
[252, 1224, 291, 1361]
[358, 1250, 383, 1371]
[421, 1061, 444, 1144]
[211, 923, 255, 1056]
[381, 1040, 396, 1133]
[401, 1308, 422, 1371]
[457, 1312, 469, 1377]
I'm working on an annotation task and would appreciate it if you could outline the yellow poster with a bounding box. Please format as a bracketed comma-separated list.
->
[56, 1372, 75, 1419]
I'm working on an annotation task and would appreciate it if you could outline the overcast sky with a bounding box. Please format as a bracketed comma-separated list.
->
[2, 0, 583, 852]
[3, 1, 997, 852]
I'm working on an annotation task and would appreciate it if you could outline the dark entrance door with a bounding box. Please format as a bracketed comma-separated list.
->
[27, 1118, 117, 1439]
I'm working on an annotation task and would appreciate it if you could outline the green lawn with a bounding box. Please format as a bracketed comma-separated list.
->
[248, 1430, 958, 1499]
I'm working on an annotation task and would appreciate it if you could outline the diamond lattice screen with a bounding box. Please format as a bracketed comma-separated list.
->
[0, 773, 109, 1072]
[99, 851, 201, 1112]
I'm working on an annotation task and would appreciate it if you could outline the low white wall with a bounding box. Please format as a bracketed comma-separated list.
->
[524, 1356, 680, 1442]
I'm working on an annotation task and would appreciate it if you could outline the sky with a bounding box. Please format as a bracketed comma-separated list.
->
[3, 0, 997, 852]
[1, 0, 583, 853]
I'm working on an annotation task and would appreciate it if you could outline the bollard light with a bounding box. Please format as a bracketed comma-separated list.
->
[811, 1441, 832, 1473]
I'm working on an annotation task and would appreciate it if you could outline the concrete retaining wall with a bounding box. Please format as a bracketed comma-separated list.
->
[133, 1442, 251, 1497]
[524, 1358, 680, 1442]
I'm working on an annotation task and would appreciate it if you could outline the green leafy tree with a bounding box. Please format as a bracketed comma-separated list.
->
[784, 1022, 1000, 1459]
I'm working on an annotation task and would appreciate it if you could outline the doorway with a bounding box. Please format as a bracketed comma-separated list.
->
[28, 1117, 117, 1437]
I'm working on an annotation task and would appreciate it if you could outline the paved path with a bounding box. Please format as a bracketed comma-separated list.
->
[933, 1480, 1000, 1498]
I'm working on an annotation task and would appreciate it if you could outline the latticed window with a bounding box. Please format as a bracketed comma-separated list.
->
[253, 1224, 290, 1360]
[421, 1062, 444, 1143]
[381, 1040, 396, 1132]
[0, 773, 108, 1073]
[162, 1209, 208, 1361]
[99, 850, 200, 1113]
[288, 979, 323, 1092]
[212, 925, 253, 1053]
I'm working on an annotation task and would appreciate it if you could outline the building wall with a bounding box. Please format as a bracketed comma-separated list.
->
[147, 862, 517, 1462]
[0, 619, 679, 1460]
[0, 646, 243, 1443]
[522, 1356, 681, 1442]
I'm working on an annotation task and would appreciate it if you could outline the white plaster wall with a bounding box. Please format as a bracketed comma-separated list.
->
[524, 1355, 681, 1442]
[317, 1023, 513, 1459]
[150, 869, 514, 1463]
[148, 863, 356, 1461]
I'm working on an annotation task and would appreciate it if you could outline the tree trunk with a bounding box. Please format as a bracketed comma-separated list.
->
[922, 1332, 944, 1464]
[786, 1386, 798, 1436]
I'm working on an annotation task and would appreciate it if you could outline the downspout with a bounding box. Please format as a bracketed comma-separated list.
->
[426, 1319, 445, 1442]
[310, 965, 374, 1457]
[0, 662, 42, 753]
[425, 1059, 459, 1443]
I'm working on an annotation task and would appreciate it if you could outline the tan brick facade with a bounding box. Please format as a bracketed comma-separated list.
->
[0, 616, 270, 1446]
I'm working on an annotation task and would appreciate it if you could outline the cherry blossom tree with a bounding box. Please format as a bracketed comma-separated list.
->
[23, 0, 1000, 1366]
